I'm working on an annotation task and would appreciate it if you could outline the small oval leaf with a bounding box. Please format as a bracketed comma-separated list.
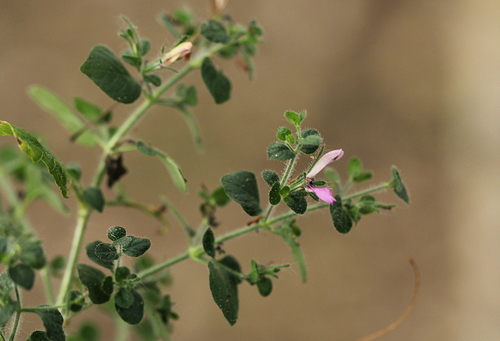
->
[80, 45, 142, 104]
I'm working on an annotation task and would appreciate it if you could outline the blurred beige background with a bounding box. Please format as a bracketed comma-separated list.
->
[1, 1, 500, 340]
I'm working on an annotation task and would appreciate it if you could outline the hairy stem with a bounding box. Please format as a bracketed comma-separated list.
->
[56, 206, 91, 305]
[9, 286, 22, 341]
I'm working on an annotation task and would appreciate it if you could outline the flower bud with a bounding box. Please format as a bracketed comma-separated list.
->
[160, 42, 193, 67]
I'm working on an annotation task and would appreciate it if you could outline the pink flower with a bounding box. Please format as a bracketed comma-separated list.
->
[160, 42, 193, 67]
[305, 149, 344, 204]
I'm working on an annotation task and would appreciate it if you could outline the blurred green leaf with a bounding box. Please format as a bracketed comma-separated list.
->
[9, 263, 35, 290]
[28, 86, 98, 146]
[201, 57, 231, 104]
[391, 167, 410, 204]
[34, 309, 65, 341]
[201, 19, 229, 43]
[82, 187, 105, 213]
[0, 121, 69, 198]
[203, 228, 216, 258]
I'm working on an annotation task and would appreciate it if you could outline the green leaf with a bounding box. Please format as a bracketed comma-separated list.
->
[136, 142, 187, 193]
[28, 86, 98, 146]
[20, 242, 46, 270]
[267, 142, 295, 161]
[279, 225, 307, 282]
[143, 74, 162, 87]
[0, 121, 69, 198]
[201, 57, 231, 104]
[77, 264, 112, 304]
[300, 129, 322, 154]
[261, 170, 279, 187]
[9, 263, 35, 290]
[177, 84, 198, 106]
[68, 290, 84, 312]
[283, 193, 307, 215]
[208, 258, 239, 325]
[94, 243, 119, 261]
[121, 52, 142, 69]
[85, 241, 114, 271]
[330, 196, 353, 234]
[269, 182, 281, 205]
[277, 127, 292, 141]
[27, 331, 50, 341]
[257, 277, 273, 297]
[139, 39, 151, 56]
[284, 111, 301, 126]
[391, 167, 410, 204]
[115, 289, 144, 325]
[136, 141, 160, 156]
[347, 157, 362, 177]
[66, 162, 82, 181]
[82, 187, 105, 213]
[0, 299, 18, 329]
[34, 309, 65, 341]
[155, 294, 176, 324]
[353, 171, 372, 183]
[211, 187, 230, 207]
[73, 97, 102, 122]
[80, 45, 142, 104]
[221, 171, 262, 216]
[114, 266, 131, 282]
[108, 226, 127, 241]
[121, 236, 151, 257]
[200, 19, 230, 43]
[115, 287, 135, 308]
[203, 228, 216, 258]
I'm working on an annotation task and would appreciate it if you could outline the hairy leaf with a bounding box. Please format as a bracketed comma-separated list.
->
[80, 45, 142, 104]
[0, 121, 69, 197]
[203, 228, 216, 258]
[221, 171, 262, 216]
[201, 57, 231, 104]
[208, 258, 239, 325]
[115, 289, 144, 325]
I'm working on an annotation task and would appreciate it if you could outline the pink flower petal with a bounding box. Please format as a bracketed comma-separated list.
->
[309, 185, 336, 205]
[307, 149, 344, 178]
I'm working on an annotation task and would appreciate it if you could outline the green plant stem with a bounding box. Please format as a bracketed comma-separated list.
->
[114, 315, 130, 341]
[263, 153, 299, 223]
[56, 206, 91, 305]
[136, 251, 190, 279]
[161, 196, 194, 243]
[343, 182, 390, 200]
[9, 286, 21, 341]
[40, 268, 55, 305]
[177, 105, 204, 151]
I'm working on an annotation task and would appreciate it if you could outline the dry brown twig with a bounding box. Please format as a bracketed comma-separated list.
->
[355, 257, 420, 341]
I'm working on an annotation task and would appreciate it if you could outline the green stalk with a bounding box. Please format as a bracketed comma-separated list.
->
[136, 251, 189, 279]
[8, 286, 22, 341]
[343, 183, 390, 200]
[56, 206, 91, 305]
[40, 268, 55, 305]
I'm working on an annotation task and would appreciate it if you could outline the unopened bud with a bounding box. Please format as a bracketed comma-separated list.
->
[160, 42, 193, 67]
[210, 0, 228, 15]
